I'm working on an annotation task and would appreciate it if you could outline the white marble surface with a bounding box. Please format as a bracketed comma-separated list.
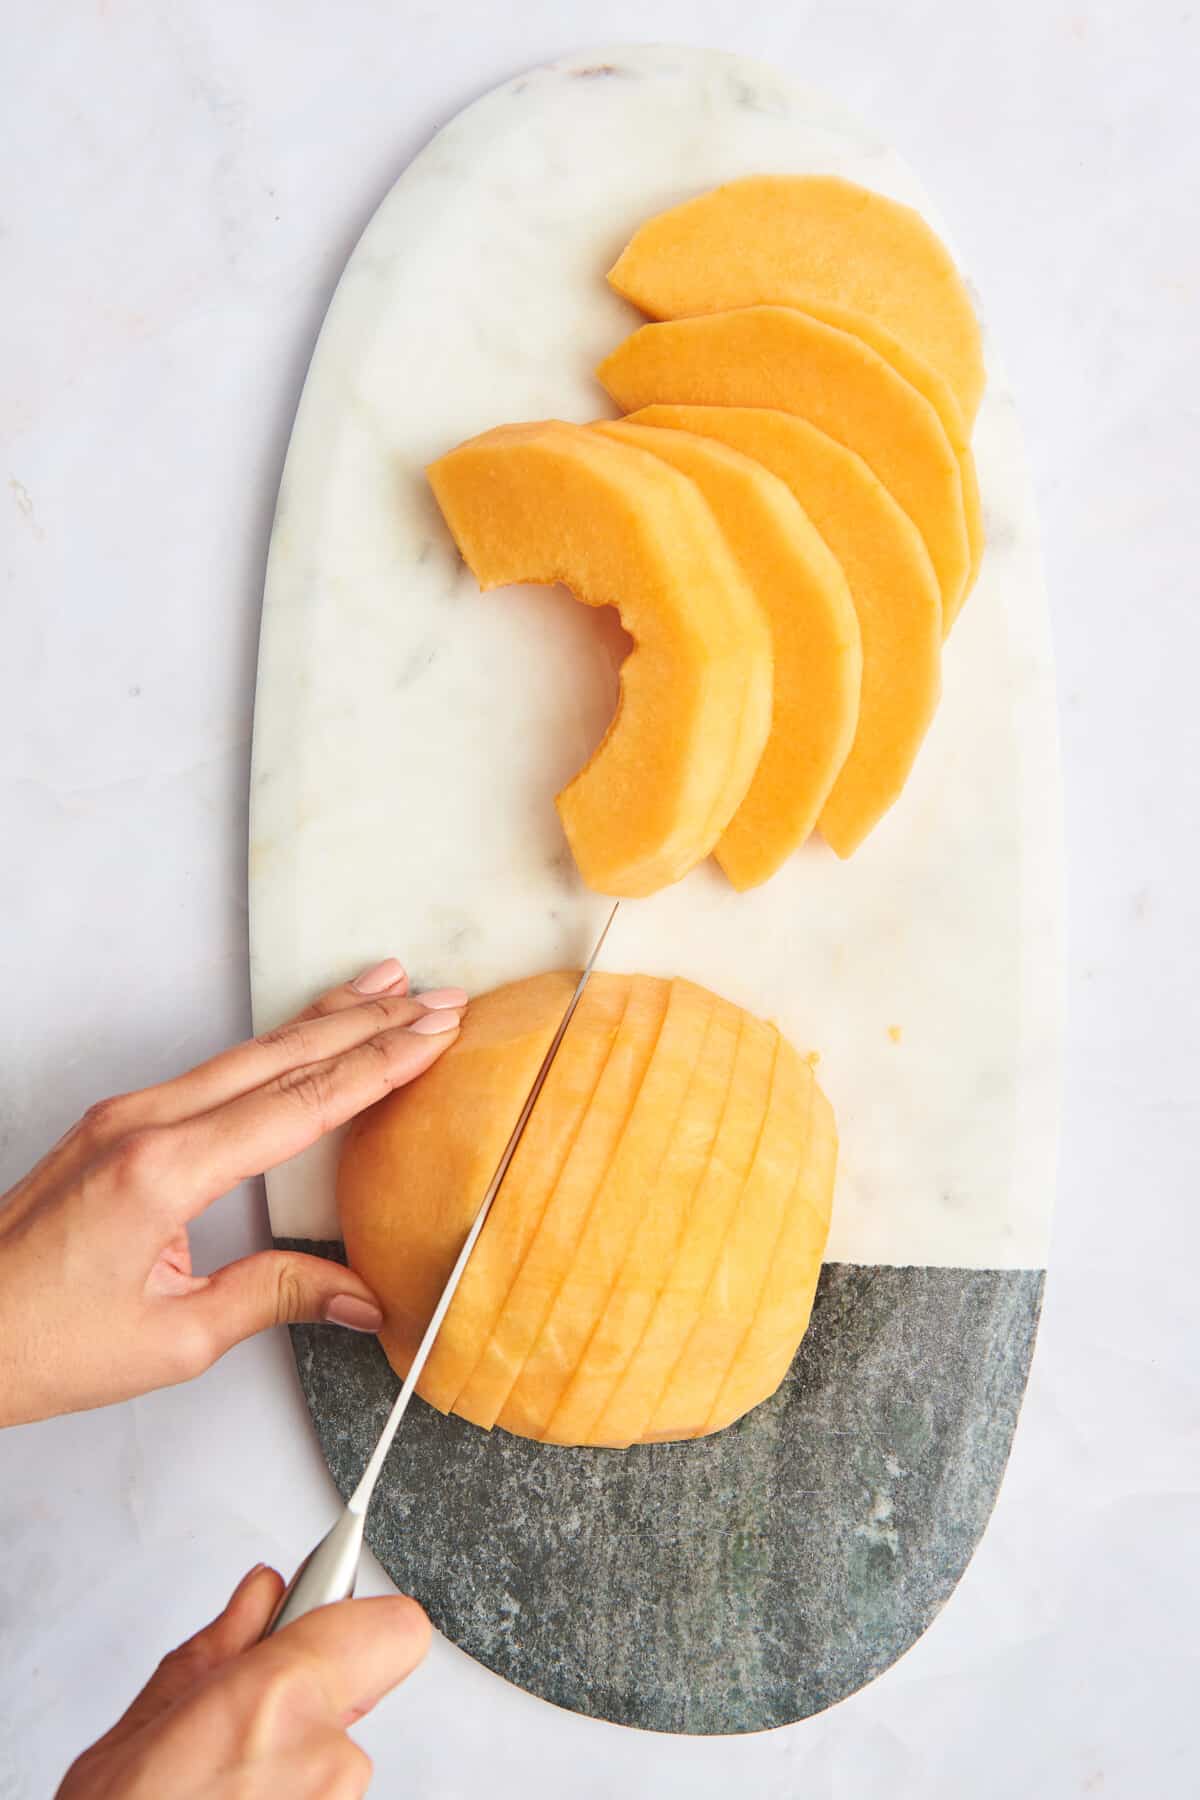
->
[2, 5, 1197, 1797]
[251, 46, 1059, 1271]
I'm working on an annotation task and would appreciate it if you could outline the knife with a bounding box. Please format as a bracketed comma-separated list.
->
[263, 899, 620, 1635]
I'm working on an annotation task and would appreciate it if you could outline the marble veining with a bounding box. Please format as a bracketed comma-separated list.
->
[249, 46, 1060, 1264]
[285, 1249, 1045, 1733]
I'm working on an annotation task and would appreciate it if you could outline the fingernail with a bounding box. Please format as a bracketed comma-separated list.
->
[410, 1009, 461, 1036]
[351, 958, 406, 995]
[324, 1295, 385, 1332]
[417, 987, 469, 1010]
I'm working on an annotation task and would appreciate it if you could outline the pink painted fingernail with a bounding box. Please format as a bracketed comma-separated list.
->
[324, 1295, 384, 1332]
[417, 987, 469, 1010]
[410, 1009, 462, 1035]
[351, 958, 406, 995]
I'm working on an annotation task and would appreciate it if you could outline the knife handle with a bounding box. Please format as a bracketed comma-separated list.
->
[263, 1505, 366, 1637]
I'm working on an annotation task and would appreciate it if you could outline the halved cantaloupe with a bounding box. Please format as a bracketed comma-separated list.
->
[339, 971, 836, 1446]
[426, 421, 772, 897]
[607, 174, 986, 428]
[628, 407, 942, 857]
[597, 307, 969, 617]
[593, 419, 862, 889]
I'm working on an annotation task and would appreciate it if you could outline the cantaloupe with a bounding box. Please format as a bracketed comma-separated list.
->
[593, 419, 862, 888]
[607, 174, 986, 428]
[338, 971, 837, 1447]
[628, 407, 943, 857]
[426, 421, 773, 897]
[598, 307, 969, 616]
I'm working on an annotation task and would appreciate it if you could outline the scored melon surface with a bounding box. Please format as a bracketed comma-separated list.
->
[338, 971, 837, 1447]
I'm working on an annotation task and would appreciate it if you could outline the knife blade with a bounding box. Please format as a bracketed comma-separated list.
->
[264, 899, 619, 1634]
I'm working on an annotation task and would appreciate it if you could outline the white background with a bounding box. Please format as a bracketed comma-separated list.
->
[2, 3, 1197, 1795]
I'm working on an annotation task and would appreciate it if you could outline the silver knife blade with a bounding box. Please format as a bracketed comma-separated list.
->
[347, 897, 619, 1511]
[264, 899, 620, 1635]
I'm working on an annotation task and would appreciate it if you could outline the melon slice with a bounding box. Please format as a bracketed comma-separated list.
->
[594, 419, 862, 888]
[338, 971, 836, 1446]
[629, 406, 942, 857]
[647, 1038, 813, 1440]
[587, 1003, 773, 1448]
[606, 174, 986, 427]
[787, 302, 984, 625]
[704, 1081, 838, 1435]
[418, 972, 629, 1411]
[338, 970, 573, 1383]
[597, 307, 969, 616]
[496, 979, 712, 1440]
[460, 973, 669, 1431]
[426, 421, 772, 897]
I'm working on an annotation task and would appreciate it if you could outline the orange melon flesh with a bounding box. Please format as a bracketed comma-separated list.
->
[629, 406, 942, 857]
[598, 308, 969, 617]
[339, 972, 836, 1446]
[338, 970, 574, 1382]
[606, 174, 986, 428]
[647, 1037, 812, 1441]
[590, 1007, 777, 1448]
[421, 973, 629, 1411]
[787, 301, 984, 624]
[466, 974, 669, 1431]
[593, 419, 862, 888]
[426, 421, 772, 897]
[522, 978, 716, 1445]
[704, 1081, 838, 1434]
[563, 994, 745, 1447]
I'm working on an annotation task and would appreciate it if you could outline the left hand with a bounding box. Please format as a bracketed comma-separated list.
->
[0, 957, 467, 1426]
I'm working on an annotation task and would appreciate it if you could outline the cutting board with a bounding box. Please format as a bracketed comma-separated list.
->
[250, 45, 1059, 1733]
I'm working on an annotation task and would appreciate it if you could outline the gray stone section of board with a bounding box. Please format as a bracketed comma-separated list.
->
[280, 1247, 1044, 1735]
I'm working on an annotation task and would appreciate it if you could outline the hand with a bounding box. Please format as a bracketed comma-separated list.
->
[57, 1562, 430, 1799]
[0, 958, 467, 1426]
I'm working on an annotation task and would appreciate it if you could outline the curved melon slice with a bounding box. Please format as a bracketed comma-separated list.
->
[646, 1036, 812, 1440]
[459, 974, 669, 1431]
[586, 1015, 773, 1447]
[526, 977, 716, 1445]
[426, 421, 772, 897]
[704, 1080, 838, 1435]
[787, 301, 984, 625]
[607, 174, 986, 427]
[594, 419, 862, 889]
[598, 308, 969, 616]
[630, 407, 942, 857]
[414, 972, 630, 1412]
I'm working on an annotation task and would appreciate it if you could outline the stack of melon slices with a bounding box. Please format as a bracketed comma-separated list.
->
[428, 176, 986, 896]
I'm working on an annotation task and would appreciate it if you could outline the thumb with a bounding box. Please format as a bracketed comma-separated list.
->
[195, 1249, 385, 1356]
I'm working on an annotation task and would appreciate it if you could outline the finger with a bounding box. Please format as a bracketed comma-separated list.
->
[263, 1595, 431, 1723]
[170, 1014, 462, 1217]
[181, 1250, 385, 1362]
[95, 1564, 284, 1748]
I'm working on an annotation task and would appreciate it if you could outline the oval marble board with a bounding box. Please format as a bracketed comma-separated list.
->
[250, 45, 1060, 1734]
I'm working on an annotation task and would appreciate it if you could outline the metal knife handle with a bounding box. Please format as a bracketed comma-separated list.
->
[264, 1505, 367, 1635]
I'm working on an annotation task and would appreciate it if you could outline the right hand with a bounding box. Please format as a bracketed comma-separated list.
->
[57, 1564, 430, 1798]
